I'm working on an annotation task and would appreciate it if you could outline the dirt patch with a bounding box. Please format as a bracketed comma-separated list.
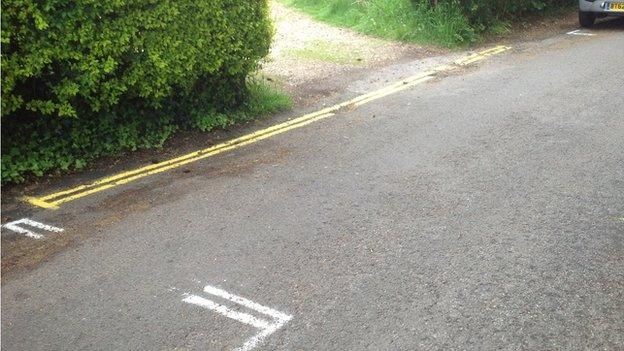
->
[261, 2, 441, 105]
[482, 9, 585, 45]
[1, 213, 81, 280]
[1, 235, 73, 279]
[1, 146, 295, 279]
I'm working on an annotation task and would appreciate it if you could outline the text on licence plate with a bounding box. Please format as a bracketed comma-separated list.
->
[609, 2, 624, 11]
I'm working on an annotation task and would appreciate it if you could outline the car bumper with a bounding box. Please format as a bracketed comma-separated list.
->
[580, 0, 624, 14]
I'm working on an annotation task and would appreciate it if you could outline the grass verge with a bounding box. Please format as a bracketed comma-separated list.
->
[278, 0, 477, 47]
[278, 0, 575, 47]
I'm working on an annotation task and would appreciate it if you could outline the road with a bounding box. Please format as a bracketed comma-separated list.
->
[2, 23, 623, 350]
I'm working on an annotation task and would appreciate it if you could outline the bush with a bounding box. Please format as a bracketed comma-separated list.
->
[1, 0, 282, 183]
[0, 79, 292, 183]
[2, 0, 273, 119]
[455, 0, 575, 29]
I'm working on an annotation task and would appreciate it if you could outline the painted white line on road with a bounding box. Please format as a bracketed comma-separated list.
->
[183, 295, 272, 330]
[203, 285, 292, 321]
[567, 29, 596, 36]
[236, 319, 290, 351]
[183, 285, 293, 351]
[1, 218, 64, 239]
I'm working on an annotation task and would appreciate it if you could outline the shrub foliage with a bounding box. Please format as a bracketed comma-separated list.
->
[1, 0, 275, 183]
[452, 0, 574, 28]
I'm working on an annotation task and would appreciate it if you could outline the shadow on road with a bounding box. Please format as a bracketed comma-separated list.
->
[593, 16, 624, 30]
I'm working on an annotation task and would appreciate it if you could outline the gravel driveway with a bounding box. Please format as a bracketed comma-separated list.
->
[262, 2, 440, 104]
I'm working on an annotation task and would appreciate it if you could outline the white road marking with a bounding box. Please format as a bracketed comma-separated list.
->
[202, 285, 292, 321]
[1, 218, 64, 239]
[183, 295, 272, 330]
[567, 29, 596, 36]
[183, 285, 293, 351]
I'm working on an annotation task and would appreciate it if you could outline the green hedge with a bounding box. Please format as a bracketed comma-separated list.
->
[1, 0, 275, 183]
[455, 0, 575, 28]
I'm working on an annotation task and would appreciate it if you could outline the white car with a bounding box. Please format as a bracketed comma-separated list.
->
[579, 0, 624, 27]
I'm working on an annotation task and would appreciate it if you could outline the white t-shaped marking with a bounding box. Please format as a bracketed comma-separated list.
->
[183, 284, 293, 351]
[2, 218, 64, 239]
[567, 29, 596, 36]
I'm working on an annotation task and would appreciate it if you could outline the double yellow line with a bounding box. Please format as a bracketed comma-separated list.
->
[25, 45, 511, 209]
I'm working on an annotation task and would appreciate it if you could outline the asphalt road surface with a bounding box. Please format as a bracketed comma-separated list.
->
[2, 24, 623, 350]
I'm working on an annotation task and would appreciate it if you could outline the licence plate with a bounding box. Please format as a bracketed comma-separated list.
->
[609, 2, 624, 11]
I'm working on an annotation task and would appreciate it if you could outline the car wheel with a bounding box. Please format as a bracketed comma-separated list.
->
[579, 11, 596, 27]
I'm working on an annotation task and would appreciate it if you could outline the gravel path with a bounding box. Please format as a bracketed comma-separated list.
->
[262, 2, 439, 104]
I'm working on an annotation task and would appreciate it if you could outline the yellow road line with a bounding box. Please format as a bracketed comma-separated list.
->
[25, 45, 511, 209]
[454, 45, 510, 66]
[354, 76, 435, 107]
[49, 112, 337, 207]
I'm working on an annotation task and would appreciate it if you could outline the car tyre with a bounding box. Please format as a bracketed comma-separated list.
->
[579, 11, 596, 27]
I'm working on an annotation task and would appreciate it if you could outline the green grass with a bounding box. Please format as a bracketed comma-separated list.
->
[279, 0, 577, 47]
[246, 79, 294, 116]
[287, 40, 366, 64]
[194, 78, 293, 132]
[278, 0, 477, 47]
